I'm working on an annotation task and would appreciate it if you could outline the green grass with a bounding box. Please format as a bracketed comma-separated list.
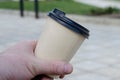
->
[0, 0, 119, 15]
[0, 0, 100, 15]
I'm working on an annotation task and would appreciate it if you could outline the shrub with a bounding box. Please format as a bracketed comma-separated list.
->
[90, 7, 120, 15]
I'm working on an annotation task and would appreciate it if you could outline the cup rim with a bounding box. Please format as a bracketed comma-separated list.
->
[48, 8, 89, 38]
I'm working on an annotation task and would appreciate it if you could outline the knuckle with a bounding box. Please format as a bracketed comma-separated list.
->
[52, 62, 66, 75]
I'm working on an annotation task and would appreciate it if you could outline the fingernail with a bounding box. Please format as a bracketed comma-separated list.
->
[64, 64, 73, 74]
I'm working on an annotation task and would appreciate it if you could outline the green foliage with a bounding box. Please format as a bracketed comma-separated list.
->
[91, 7, 120, 15]
[0, 0, 119, 15]
[0, 0, 98, 15]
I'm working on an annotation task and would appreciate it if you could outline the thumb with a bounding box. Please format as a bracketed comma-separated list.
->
[31, 59, 73, 76]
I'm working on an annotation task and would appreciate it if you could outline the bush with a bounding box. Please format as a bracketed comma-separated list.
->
[90, 7, 120, 15]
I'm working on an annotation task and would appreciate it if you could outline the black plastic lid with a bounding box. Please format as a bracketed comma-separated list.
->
[48, 8, 89, 38]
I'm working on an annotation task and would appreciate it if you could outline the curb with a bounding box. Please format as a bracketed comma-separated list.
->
[68, 14, 120, 26]
[0, 9, 47, 18]
[0, 9, 120, 26]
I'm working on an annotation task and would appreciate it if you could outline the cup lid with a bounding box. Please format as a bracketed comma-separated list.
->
[48, 8, 90, 38]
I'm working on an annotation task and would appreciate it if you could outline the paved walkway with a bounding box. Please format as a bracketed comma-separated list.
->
[75, 0, 120, 9]
[0, 11, 120, 80]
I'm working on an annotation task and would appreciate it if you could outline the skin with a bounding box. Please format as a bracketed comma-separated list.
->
[0, 40, 73, 80]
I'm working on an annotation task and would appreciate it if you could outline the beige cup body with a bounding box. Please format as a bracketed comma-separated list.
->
[35, 17, 85, 62]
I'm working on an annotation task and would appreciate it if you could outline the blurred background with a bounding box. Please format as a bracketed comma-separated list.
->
[0, 0, 120, 80]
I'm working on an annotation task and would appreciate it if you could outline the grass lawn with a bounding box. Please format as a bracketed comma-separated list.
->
[0, 0, 100, 15]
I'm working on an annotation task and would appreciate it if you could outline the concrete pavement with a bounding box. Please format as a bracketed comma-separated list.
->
[0, 11, 120, 80]
[75, 0, 120, 9]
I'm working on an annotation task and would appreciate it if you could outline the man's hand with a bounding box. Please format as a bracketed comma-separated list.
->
[0, 40, 73, 80]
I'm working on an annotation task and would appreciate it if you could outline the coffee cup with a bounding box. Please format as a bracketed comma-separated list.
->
[35, 8, 89, 79]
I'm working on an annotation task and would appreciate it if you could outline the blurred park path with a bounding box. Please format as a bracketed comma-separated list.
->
[75, 0, 120, 9]
[0, 10, 120, 80]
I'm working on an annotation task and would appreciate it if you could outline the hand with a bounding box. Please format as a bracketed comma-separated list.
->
[0, 40, 73, 80]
